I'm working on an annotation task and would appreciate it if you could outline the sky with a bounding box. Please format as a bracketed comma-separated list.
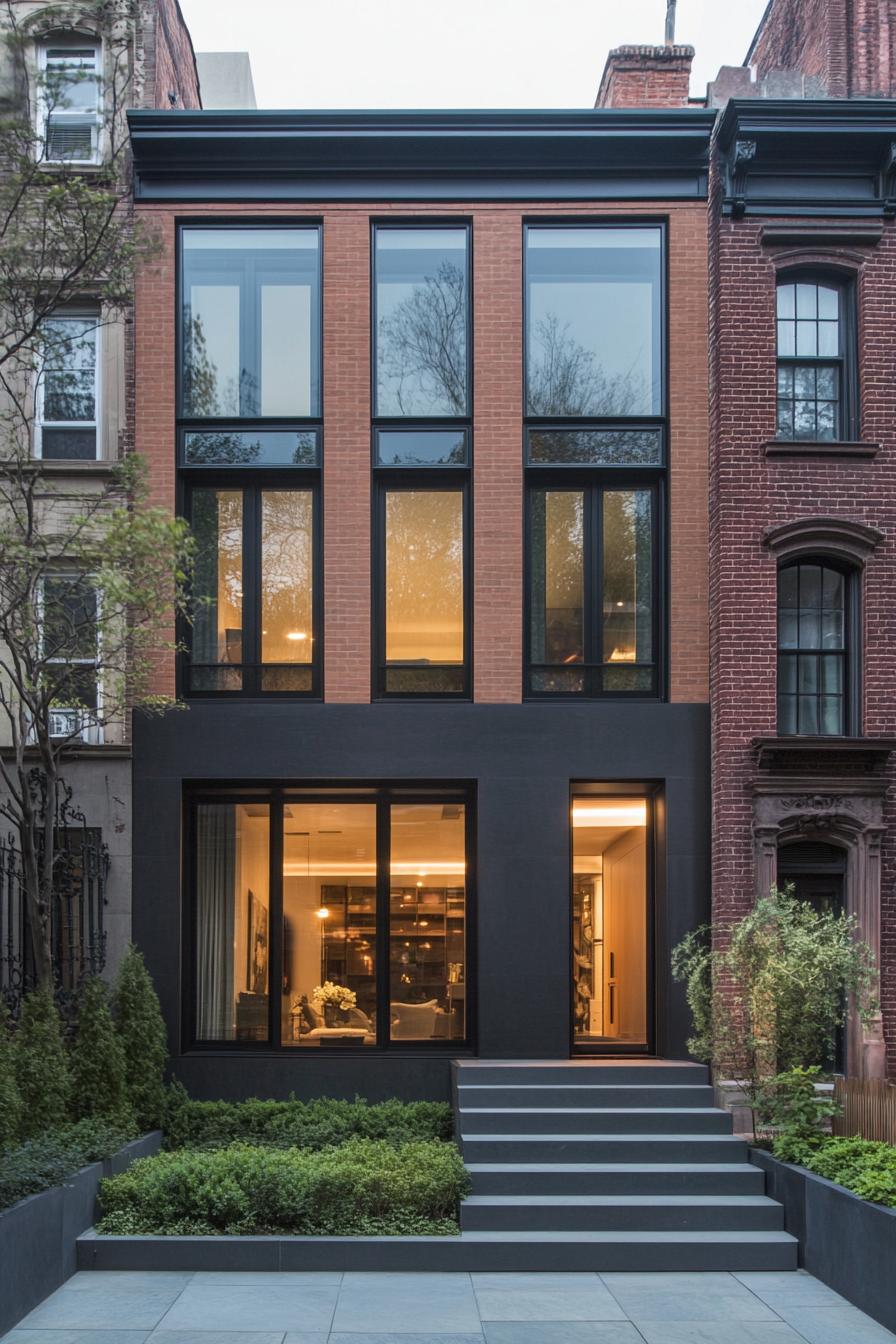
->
[178, 0, 770, 110]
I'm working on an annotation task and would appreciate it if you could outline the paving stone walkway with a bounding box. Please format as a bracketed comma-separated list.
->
[3, 1270, 895, 1343]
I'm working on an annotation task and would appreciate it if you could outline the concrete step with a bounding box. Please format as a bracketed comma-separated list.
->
[460, 1193, 784, 1232]
[455, 1062, 709, 1087]
[466, 1162, 767, 1196]
[457, 1083, 717, 1109]
[458, 1107, 732, 1136]
[460, 1133, 749, 1164]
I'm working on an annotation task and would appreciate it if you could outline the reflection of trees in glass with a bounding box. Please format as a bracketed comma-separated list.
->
[528, 429, 661, 466]
[40, 319, 97, 422]
[183, 313, 258, 417]
[192, 491, 243, 664]
[378, 261, 467, 416]
[603, 491, 652, 663]
[386, 493, 463, 663]
[531, 492, 584, 665]
[261, 493, 313, 662]
[527, 313, 647, 417]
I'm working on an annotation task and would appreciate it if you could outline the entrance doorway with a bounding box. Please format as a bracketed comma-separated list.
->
[777, 839, 846, 1072]
[571, 791, 651, 1050]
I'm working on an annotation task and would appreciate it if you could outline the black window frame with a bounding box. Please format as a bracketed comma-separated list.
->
[371, 220, 473, 700]
[180, 474, 322, 699]
[776, 556, 860, 738]
[183, 782, 476, 1054]
[523, 219, 667, 701]
[774, 271, 857, 444]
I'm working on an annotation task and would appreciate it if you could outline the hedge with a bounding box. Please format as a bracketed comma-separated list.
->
[800, 1137, 896, 1207]
[164, 1094, 454, 1152]
[0, 1119, 136, 1212]
[97, 1138, 469, 1235]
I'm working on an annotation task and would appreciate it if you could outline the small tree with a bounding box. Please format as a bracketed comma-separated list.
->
[70, 975, 134, 1131]
[0, 1000, 21, 1146]
[113, 943, 167, 1130]
[13, 986, 69, 1135]
[672, 885, 878, 1124]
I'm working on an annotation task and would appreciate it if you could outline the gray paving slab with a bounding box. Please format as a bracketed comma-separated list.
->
[62, 1274, 195, 1292]
[328, 1336, 483, 1344]
[152, 1285, 338, 1334]
[474, 1285, 627, 1323]
[636, 1323, 809, 1343]
[0, 1333, 150, 1344]
[482, 1324, 644, 1343]
[774, 1304, 896, 1343]
[604, 1287, 780, 1323]
[331, 1285, 481, 1335]
[189, 1273, 342, 1287]
[15, 1286, 183, 1332]
[339, 1274, 474, 1291]
[147, 1335, 287, 1344]
[472, 1274, 603, 1290]
[733, 1272, 847, 1308]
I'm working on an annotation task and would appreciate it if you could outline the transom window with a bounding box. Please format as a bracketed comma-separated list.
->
[776, 279, 850, 442]
[777, 561, 853, 736]
[36, 312, 100, 459]
[39, 38, 101, 163]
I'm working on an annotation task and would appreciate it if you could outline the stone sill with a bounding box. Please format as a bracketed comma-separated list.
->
[752, 735, 896, 774]
[763, 440, 879, 459]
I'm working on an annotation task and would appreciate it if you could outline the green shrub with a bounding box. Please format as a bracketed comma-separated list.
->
[0, 1118, 134, 1211]
[0, 1001, 21, 1148]
[113, 945, 168, 1130]
[756, 1067, 841, 1163]
[97, 1137, 469, 1235]
[164, 1094, 453, 1152]
[70, 978, 136, 1132]
[14, 988, 69, 1137]
[800, 1136, 896, 1207]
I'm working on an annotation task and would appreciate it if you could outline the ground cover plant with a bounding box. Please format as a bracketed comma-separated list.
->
[97, 1138, 470, 1235]
[0, 1119, 135, 1212]
[797, 1136, 896, 1208]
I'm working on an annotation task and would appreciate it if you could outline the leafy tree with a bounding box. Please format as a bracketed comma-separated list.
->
[70, 975, 134, 1131]
[0, 1000, 21, 1146]
[113, 944, 167, 1130]
[377, 260, 467, 415]
[0, 2, 193, 987]
[13, 987, 69, 1135]
[672, 885, 878, 1129]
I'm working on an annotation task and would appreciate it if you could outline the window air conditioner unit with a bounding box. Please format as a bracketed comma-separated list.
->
[49, 708, 83, 739]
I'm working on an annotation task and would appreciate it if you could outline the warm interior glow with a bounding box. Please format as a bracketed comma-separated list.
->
[282, 859, 467, 878]
[287, 631, 307, 642]
[315, 906, 330, 920]
[385, 491, 464, 663]
[572, 801, 647, 828]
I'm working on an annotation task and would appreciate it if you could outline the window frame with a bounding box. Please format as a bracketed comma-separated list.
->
[776, 556, 860, 738]
[183, 783, 476, 1054]
[180, 475, 322, 700]
[372, 474, 472, 701]
[524, 473, 663, 700]
[39, 571, 103, 744]
[37, 36, 102, 166]
[774, 271, 857, 444]
[34, 309, 102, 461]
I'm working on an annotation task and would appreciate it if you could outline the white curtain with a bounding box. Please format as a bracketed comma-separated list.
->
[196, 805, 236, 1039]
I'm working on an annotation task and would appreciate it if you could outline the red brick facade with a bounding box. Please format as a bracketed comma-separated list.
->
[748, 0, 896, 98]
[596, 45, 694, 109]
[137, 0, 200, 110]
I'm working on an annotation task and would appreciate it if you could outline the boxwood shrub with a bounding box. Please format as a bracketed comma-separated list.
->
[97, 1137, 469, 1235]
[164, 1093, 453, 1152]
[0, 1119, 136, 1212]
[800, 1136, 896, 1207]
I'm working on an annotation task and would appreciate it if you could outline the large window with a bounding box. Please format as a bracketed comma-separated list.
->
[39, 37, 101, 163]
[776, 278, 852, 442]
[524, 223, 663, 699]
[188, 485, 318, 695]
[373, 225, 471, 698]
[190, 787, 471, 1050]
[36, 312, 100, 459]
[42, 573, 101, 742]
[777, 560, 855, 736]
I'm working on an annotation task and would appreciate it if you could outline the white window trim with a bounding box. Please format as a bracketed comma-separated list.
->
[34, 312, 102, 461]
[38, 574, 104, 746]
[37, 36, 102, 166]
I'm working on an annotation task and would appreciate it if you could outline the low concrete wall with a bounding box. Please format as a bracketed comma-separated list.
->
[751, 1148, 896, 1334]
[0, 1131, 161, 1336]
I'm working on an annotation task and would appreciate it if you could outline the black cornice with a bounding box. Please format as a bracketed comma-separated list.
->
[127, 108, 715, 203]
[717, 98, 896, 217]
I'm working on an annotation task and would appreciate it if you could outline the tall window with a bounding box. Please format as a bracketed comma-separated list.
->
[777, 561, 854, 736]
[190, 787, 471, 1050]
[36, 312, 100, 459]
[42, 573, 101, 742]
[39, 38, 101, 163]
[776, 278, 851, 442]
[179, 226, 322, 696]
[524, 224, 664, 698]
[373, 225, 471, 697]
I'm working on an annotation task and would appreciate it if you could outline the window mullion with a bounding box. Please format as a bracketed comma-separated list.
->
[244, 488, 261, 694]
[590, 487, 602, 696]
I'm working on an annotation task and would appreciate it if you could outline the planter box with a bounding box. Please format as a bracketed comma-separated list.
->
[751, 1148, 896, 1334]
[0, 1131, 162, 1337]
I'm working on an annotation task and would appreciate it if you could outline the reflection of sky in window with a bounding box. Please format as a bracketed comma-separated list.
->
[527, 228, 661, 416]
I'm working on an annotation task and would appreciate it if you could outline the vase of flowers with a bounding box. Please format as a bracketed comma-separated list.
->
[312, 981, 357, 1026]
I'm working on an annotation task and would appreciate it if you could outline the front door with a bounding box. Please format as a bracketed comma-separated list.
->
[572, 791, 651, 1051]
[777, 840, 846, 1071]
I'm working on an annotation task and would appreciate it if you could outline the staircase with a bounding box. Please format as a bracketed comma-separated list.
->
[454, 1058, 798, 1271]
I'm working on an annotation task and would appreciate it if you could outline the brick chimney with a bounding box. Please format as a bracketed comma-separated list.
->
[595, 44, 695, 108]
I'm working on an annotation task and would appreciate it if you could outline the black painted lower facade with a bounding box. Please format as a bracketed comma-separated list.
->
[133, 701, 709, 1101]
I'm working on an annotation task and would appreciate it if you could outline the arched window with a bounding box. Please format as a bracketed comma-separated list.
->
[37, 33, 101, 164]
[777, 560, 856, 736]
[776, 277, 852, 442]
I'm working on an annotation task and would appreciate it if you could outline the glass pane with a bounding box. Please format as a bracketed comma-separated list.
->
[191, 489, 243, 683]
[40, 427, 96, 459]
[794, 366, 815, 399]
[529, 667, 586, 694]
[816, 400, 836, 440]
[375, 228, 468, 416]
[778, 693, 797, 734]
[384, 666, 465, 695]
[526, 227, 662, 416]
[798, 654, 819, 694]
[376, 430, 468, 467]
[778, 565, 798, 607]
[603, 490, 653, 666]
[45, 49, 99, 112]
[820, 654, 843, 692]
[384, 490, 464, 675]
[776, 284, 795, 318]
[43, 577, 97, 689]
[818, 322, 839, 357]
[282, 803, 376, 1048]
[778, 653, 797, 693]
[796, 283, 817, 318]
[777, 366, 794, 396]
[530, 490, 584, 669]
[390, 803, 466, 1041]
[776, 399, 793, 439]
[815, 367, 837, 398]
[798, 694, 819, 735]
[42, 318, 97, 422]
[261, 491, 313, 670]
[796, 321, 817, 357]
[602, 666, 654, 692]
[777, 321, 795, 357]
[182, 228, 319, 418]
[794, 400, 817, 439]
[527, 429, 662, 466]
[821, 696, 844, 735]
[572, 794, 648, 1046]
[183, 430, 319, 467]
[195, 803, 270, 1041]
[817, 285, 838, 319]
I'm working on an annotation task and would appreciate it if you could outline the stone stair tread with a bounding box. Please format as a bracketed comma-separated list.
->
[465, 1162, 756, 1173]
[459, 1107, 727, 1115]
[457, 1231, 798, 1243]
[463, 1194, 779, 1207]
[459, 1084, 713, 1092]
[461, 1132, 745, 1141]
